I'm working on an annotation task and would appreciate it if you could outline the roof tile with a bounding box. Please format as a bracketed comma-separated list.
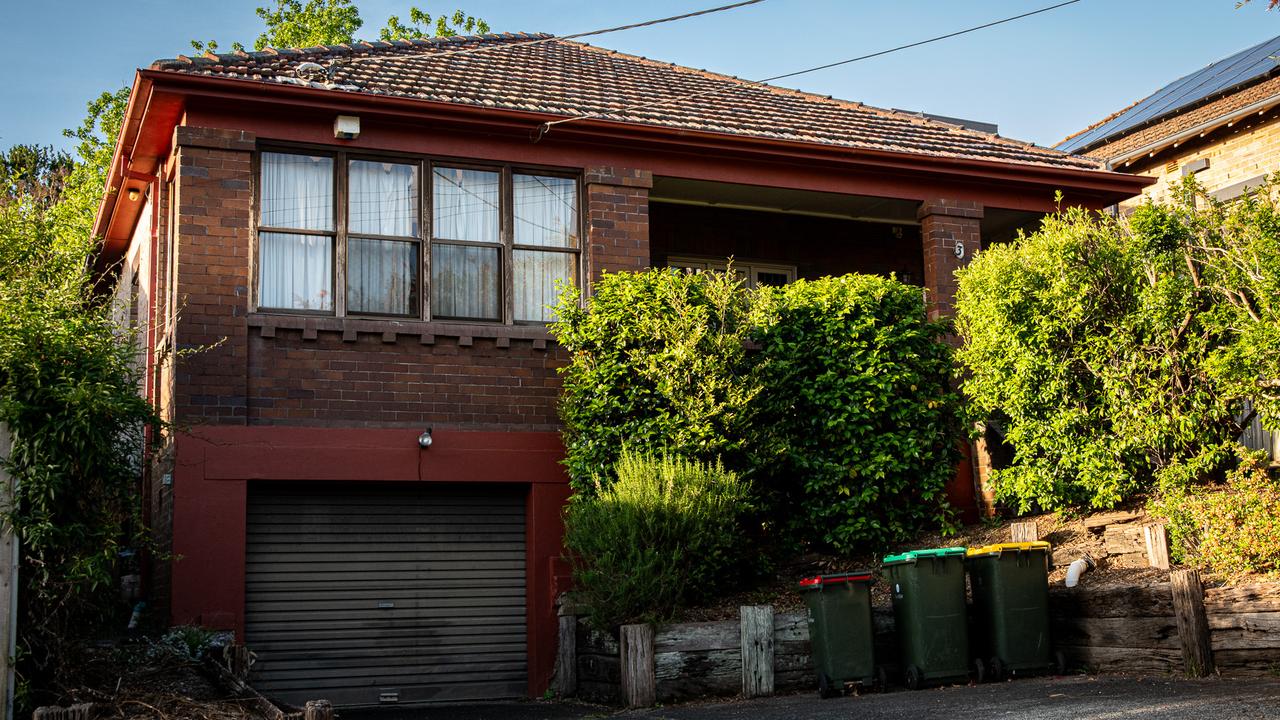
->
[150, 33, 1099, 171]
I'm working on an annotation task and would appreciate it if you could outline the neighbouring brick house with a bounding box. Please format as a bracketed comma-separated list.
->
[94, 32, 1147, 708]
[1058, 33, 1280, 461]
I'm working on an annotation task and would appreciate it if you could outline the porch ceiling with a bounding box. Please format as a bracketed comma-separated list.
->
[650, 177, 920, 225]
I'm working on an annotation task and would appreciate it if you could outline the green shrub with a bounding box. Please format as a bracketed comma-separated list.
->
[562, 451, 751, 629]
[752, 275, 962, 551]
[550, 269, 760, 494]
[1151, 449, 1280, 578]
[955, 205, 1239, 512]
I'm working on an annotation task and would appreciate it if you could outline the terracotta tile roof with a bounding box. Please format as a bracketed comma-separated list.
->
[1079, 73, 1280, 163]
[151, 33, 1100, 171]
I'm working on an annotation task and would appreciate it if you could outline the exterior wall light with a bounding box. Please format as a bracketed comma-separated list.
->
[334, 115, 360, 140]
[417, 427, 433, 449]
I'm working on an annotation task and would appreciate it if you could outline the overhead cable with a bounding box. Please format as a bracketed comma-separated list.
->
[535, 0, 1083, 139]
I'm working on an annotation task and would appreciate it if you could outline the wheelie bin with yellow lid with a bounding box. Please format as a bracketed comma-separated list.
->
[965, 541, 1065, 680]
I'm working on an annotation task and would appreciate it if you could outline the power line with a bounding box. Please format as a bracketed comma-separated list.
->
[535, 0, 1083, 139]
[347, 0, 767, 66]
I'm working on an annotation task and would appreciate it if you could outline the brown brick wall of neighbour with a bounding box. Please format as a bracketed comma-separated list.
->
[586, 166, 652, 282]
[918, 199, 984, 321]
[1118, 113, 1280, 213]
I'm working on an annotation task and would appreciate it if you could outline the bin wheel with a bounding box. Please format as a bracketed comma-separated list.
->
[1053, 649, 1067, 675]
[905, 665, 923, 691]
[972, 657, 986, 685]
[818, 672, 838, 699]
[875, 665, 889, 692]
[988, 656, 1005, 682]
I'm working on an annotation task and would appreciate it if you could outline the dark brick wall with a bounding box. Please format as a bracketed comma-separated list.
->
[173, 127, 255, 424]
[168, 127, 580, 431]
[650, 202, 924, 282]
[586, 166, 652, 282]
[247, 330, 565, 429]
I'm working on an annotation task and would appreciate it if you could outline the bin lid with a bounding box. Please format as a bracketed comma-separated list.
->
[798, 572, 874, 590]
[966, 541, 1052, 557]
[882, 547, 967, 565]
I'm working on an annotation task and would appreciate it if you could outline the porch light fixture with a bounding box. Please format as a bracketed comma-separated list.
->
[127, 188, 141, 202]
[334, 115, 360, 140]
[417, 427, 433, 449]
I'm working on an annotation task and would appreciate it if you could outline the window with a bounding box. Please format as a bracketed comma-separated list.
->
[255, 150, 580, 323]
[667, 256, 796, 288]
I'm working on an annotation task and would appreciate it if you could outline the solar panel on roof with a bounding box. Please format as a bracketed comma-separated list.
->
[1058, 34, 1280, 154]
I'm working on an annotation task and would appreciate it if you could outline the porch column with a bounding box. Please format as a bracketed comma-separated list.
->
[918, 199, 996, 520]
[584, 166, 652, 285]
[917, 198, 983, 321]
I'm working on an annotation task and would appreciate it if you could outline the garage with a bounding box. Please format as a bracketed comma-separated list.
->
[243, 482, 528, 707]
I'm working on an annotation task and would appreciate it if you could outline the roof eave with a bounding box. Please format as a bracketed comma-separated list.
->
[140, 70, 1150, 196]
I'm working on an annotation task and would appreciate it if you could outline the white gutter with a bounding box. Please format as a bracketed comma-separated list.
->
[1106, 93, 1280, 168]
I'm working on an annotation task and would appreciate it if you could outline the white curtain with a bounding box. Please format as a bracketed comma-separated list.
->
[432, 167, 500, 319]
[259, 153, 334, 310]
[514, 250, 574, 322]
[513, 174, 578, 321]
[261, 153, 333, 230]
[349, 239, 415, 315]
[433, 167, 499, 241]
[514, 174, 577, 247]
[259, 232, 333, 310]
[349, 160, 418, 236]
[347, 160, 418, 314]
[431, 245, 499, 320]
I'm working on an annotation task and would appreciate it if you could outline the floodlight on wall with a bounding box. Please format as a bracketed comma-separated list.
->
[334, 115, 360, 140]
[417, 427, 433, 449]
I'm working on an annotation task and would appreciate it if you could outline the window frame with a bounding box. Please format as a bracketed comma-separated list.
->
[666, 255, 797, 288]
[252, 144, 583, 325]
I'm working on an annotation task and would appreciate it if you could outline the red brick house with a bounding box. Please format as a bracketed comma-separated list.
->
[94, 32, 1148, 708]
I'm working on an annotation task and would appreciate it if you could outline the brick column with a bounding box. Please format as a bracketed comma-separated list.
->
[917, 199, 983, 321]
[173, 126, 255, 424]
[584, 166, 652, 285]
[918, 199, 997, 518]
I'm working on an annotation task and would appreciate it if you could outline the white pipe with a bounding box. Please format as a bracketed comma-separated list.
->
[1064, 555, 1095, 588]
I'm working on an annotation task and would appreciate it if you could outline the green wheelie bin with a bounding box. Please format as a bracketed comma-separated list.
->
[798, 572, 883, 697]
[965, 541, 1065, 680]
[883, 547, 974, 689]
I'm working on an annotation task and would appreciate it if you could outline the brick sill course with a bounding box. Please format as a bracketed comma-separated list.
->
[247, 313, 554, 349]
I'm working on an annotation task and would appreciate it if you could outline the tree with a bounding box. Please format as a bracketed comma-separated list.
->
[192, 1, 491, 54]
[0, 145, 71, 210]
[955, 202, 1242, 512]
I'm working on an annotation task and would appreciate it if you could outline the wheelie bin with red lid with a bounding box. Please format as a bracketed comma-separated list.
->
[798, 572, 883, 697]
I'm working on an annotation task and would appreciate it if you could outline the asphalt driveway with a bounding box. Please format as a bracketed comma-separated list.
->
[341, 675, 1280, 720]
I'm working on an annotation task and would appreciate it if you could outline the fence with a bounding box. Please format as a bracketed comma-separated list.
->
[559, 575, 1280, 707]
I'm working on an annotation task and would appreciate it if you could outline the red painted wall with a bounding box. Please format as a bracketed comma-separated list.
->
[171, 426, 569, 697]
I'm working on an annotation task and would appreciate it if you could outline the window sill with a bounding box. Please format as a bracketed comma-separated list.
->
[247, 313, 554, 349]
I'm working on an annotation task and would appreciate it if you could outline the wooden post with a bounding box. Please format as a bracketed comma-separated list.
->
[740, 605, 774, 698]
[1144, 523, 1171, 571]
[555, 614, 577, 697]
[1010, 521, 1039, 543]
[620, 624, 655, 708]
[1170, 569, 1215, 677]
[303, 699, 333, 720]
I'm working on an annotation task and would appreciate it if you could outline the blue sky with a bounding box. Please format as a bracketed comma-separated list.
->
[3, 1, 1278, 152]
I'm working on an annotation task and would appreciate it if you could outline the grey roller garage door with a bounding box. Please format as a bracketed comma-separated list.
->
[245, 482, 527, 707]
